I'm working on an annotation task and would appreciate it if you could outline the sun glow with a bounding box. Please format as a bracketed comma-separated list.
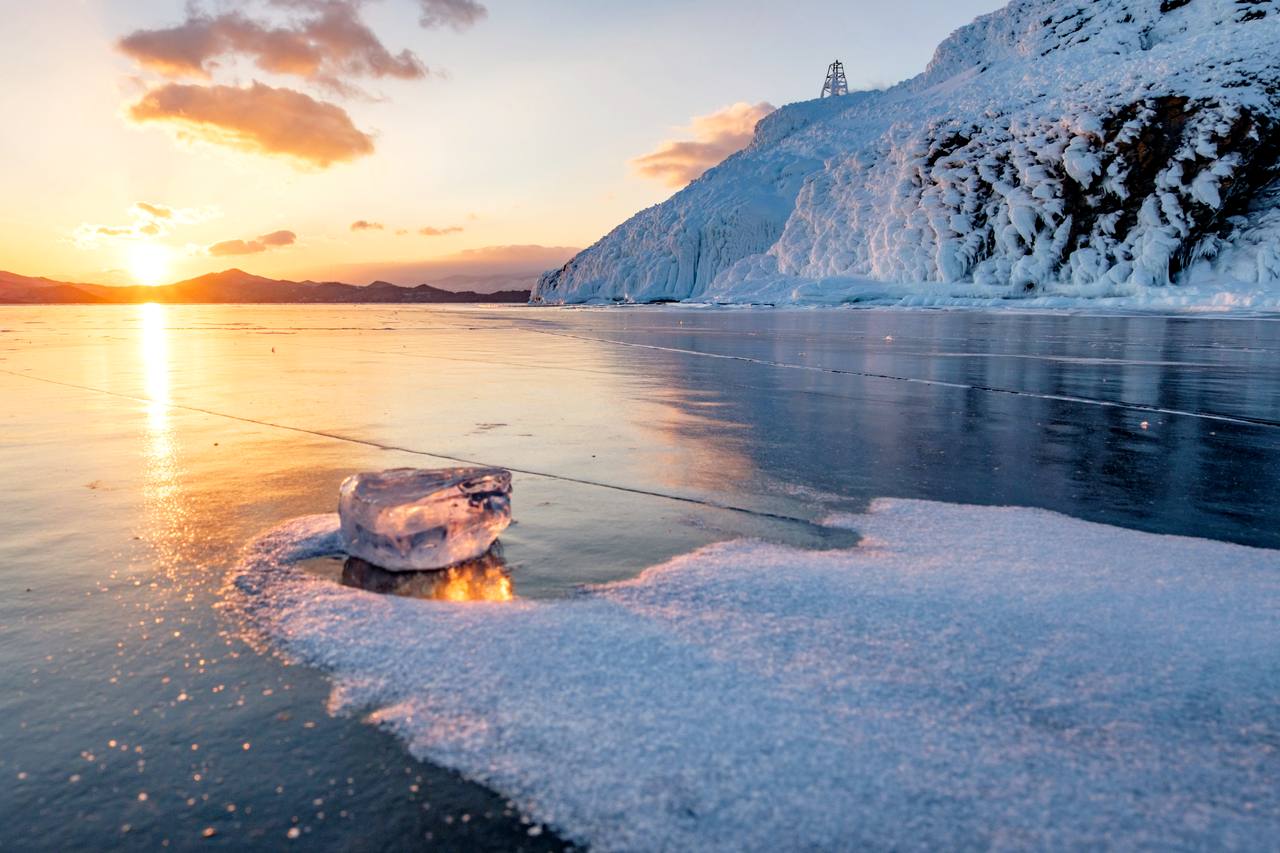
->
[128, 243, 174, 286]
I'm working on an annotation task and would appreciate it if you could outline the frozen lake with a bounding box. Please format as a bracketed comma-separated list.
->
[2, 305, 1278, 848]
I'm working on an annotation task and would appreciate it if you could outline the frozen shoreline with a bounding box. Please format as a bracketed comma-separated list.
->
[549, 276, 1280, 315]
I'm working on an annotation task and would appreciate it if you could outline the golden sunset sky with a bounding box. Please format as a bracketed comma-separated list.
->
[0, 0, 995, 286]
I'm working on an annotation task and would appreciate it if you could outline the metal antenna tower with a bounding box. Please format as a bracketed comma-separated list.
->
[821, 60, 849, 98]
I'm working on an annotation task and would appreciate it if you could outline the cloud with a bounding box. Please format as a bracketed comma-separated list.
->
[417, 0, 488, 30]
[118, 4, 427, 90]
[260, 229, 297, 247]
[321, 244, 582, 290]
[353, 220, 464, 235]
[95, 226, 138, 238]
[136, 202, 172, 219]
[449, 244, 581, 264]
[128, 82, 375, 168]
[207, 229, 297, 256]
[631, 102, 775, 188]
[73, 202, 216, 249]
[117, 1, 491, 166]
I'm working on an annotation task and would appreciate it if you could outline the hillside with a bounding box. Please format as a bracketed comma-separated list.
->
[534, 0, 1280, 308]
[0, 269, 530, 304]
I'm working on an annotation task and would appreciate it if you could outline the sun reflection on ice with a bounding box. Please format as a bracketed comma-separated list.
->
[341, 551, 514, 602]
[137, 302, 190, 573]
[140, 302, 170, 425]
[140, 302, 175, 503]
[434, 563, 514, 602]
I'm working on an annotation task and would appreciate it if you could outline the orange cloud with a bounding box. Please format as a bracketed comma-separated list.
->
[114, 2, 494, 168]
[208, 229, 297, 256]
[419, 225, 464, 236]
[351, 220, 385, 231]
[118, 5, 426, 89]
[323, 244, 580, 287]
[96, 226, 138, 238]
[135, 202, 172, 219]
[631, 102, 775, 188]
[128, 82, 375, 168]
[450, 244, 579, 264]
[73, 202, 216, 249]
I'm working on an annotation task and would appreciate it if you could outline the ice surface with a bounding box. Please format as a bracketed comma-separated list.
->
[338, 467, 512, 571]
[232, 499, 1280, 850]
[534, 0, 1280, 308]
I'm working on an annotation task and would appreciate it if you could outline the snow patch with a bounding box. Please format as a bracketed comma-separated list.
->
[229, 500, 1280, 851]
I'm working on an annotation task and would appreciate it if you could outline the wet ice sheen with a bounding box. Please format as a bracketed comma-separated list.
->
[338, 467, 512, 571]
[232, 500, 1280, 851]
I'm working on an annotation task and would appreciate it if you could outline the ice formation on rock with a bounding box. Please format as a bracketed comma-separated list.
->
[534, 0, 1280, 307]
[338, 468, 512, 571]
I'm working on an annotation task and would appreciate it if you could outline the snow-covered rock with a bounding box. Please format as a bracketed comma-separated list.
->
[533, 0, 1280, 306]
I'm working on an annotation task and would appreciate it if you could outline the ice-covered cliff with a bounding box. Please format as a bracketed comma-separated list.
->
[534, 0, 1280, 307]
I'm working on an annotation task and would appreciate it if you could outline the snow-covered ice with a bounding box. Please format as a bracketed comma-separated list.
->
[535, 0, 1280, 309]
[231, 499, 1280, 851]
[338, 467, 512, 571]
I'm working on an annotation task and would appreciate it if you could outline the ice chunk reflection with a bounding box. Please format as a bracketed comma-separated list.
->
[341, 548, 514, 602]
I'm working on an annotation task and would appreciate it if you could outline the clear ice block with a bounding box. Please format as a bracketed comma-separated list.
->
[338, 467, 513, 571]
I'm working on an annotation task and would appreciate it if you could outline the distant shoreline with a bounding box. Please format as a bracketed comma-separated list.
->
[0, 297, 532, 306]
[0, 293, 531, 305]
[0, 267, 532, 305]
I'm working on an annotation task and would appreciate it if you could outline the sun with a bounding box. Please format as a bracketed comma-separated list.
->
[128, 243, 173, 287]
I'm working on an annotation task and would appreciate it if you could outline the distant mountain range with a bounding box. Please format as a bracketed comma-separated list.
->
[0, 269, 532, 304]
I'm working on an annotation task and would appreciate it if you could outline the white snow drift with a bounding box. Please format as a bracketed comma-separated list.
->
[230, 499, 1280, 851]
[534, 0, 1280, 308]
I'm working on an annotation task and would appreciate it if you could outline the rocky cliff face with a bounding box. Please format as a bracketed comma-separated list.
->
[534, 0, 1280, 306]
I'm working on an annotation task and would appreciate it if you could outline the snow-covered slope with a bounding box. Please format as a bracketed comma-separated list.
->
[534, 0, 1280, 307]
